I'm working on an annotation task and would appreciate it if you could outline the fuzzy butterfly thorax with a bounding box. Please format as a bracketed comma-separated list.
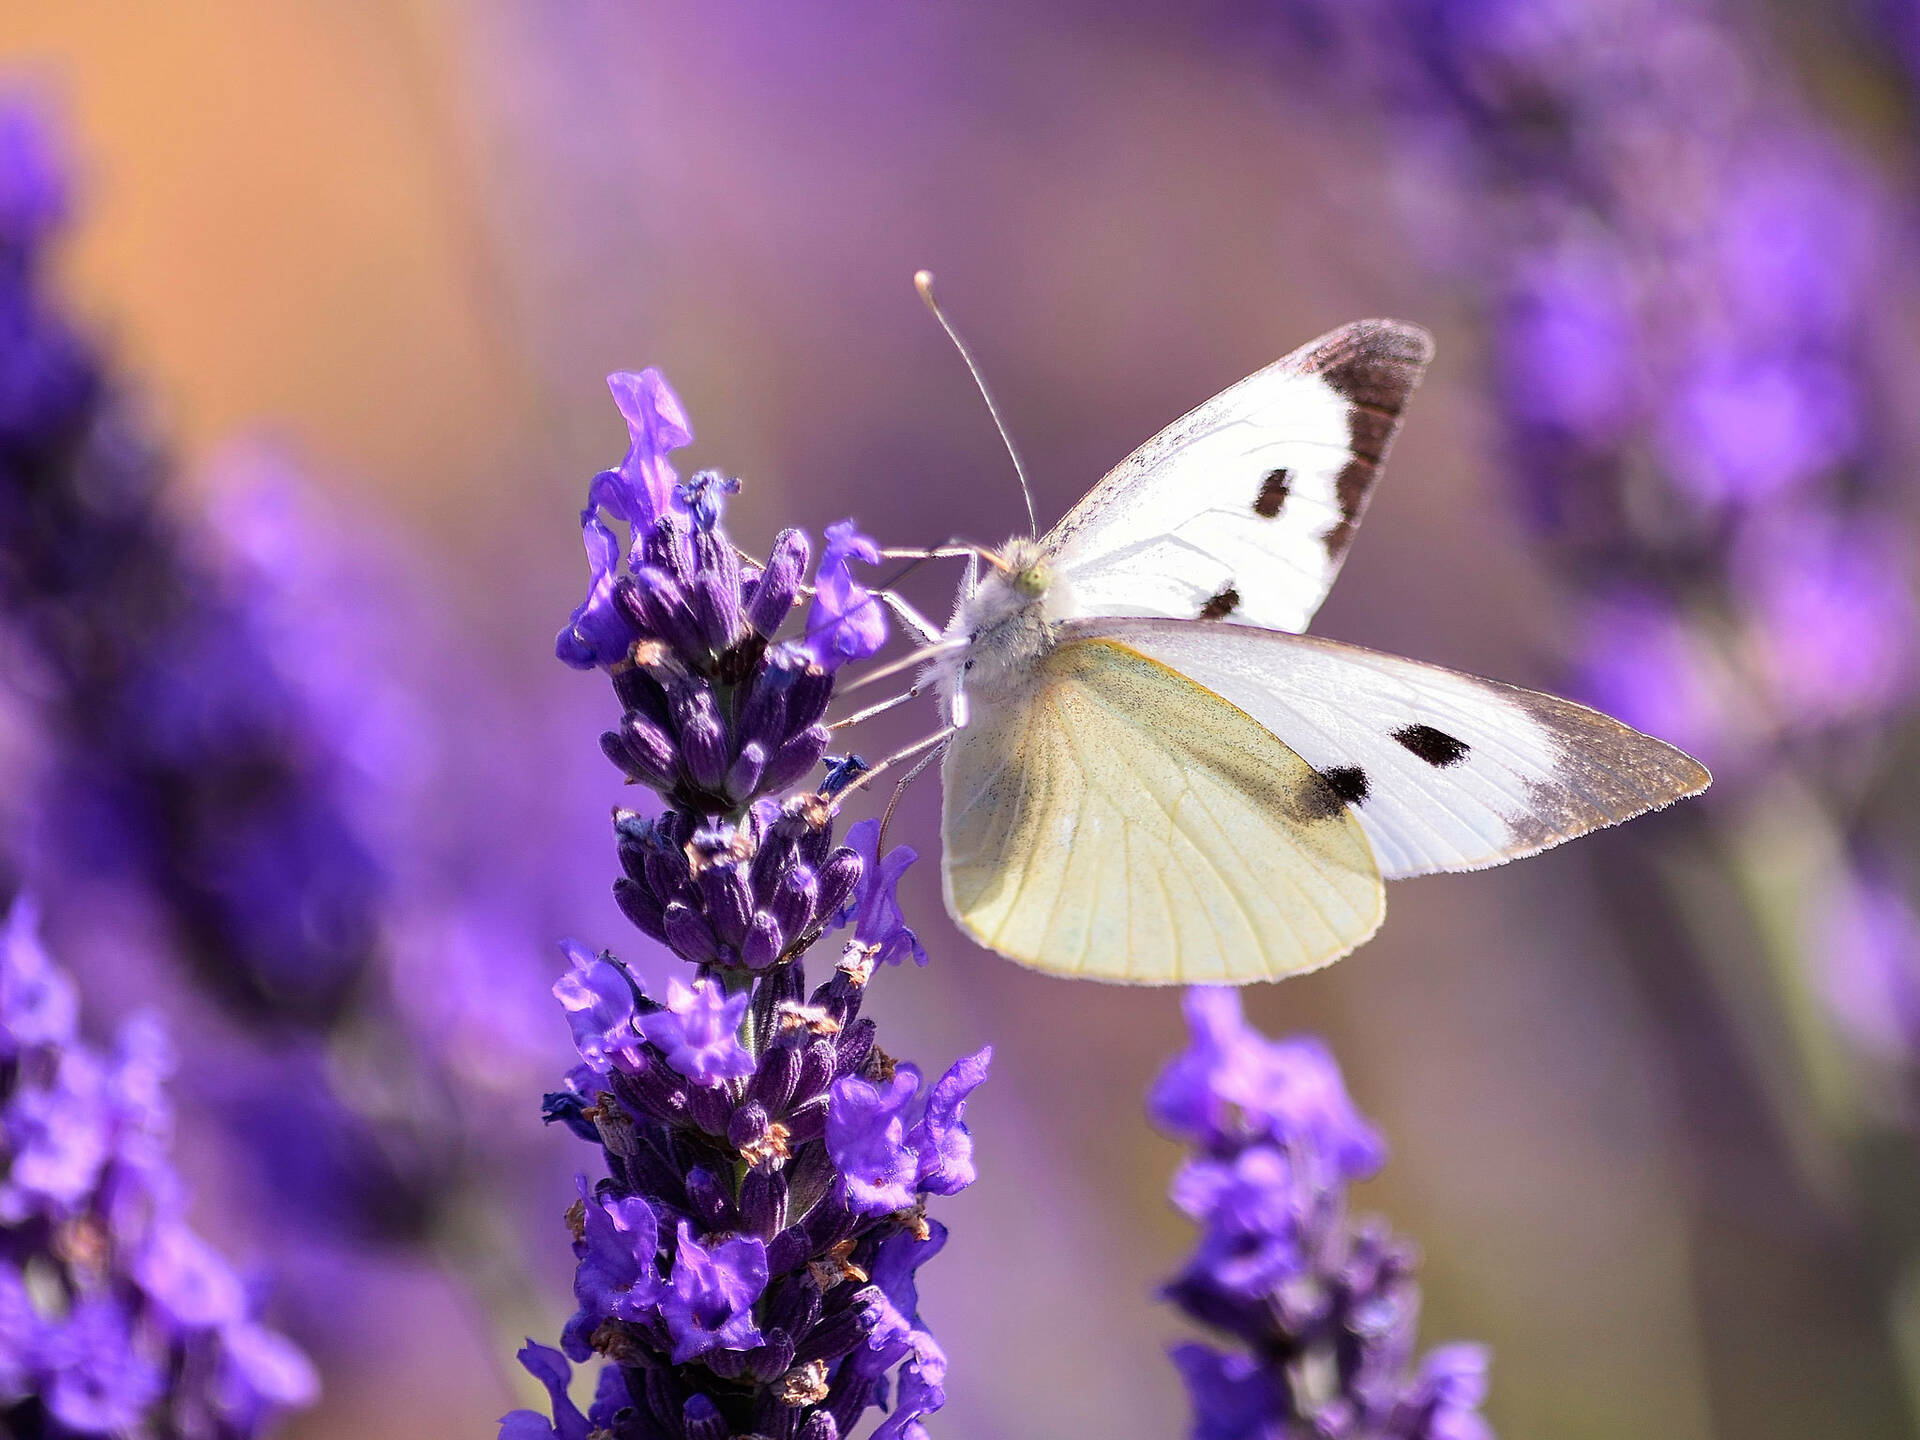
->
[937, 536, 1078, 713]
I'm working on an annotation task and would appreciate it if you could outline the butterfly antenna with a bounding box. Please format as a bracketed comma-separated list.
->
[915, 270, 1039, 539]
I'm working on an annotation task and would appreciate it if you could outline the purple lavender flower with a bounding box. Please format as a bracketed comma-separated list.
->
[909, 1048, 991, 1196]
[609, 368, 694, 527]
[559, 368, 695, 670]
[828, 1069, 923, 1216]
[499, 1341, 624, 1440]
[0, 896, 316, 1437]
[555, 939, 645, 1077]
[803, 520, 886, 671]
[662, 1221, 769, 1362]
[574, 1176, 665, 1326]
[639, 977, 755, 1087]
[831, 818, 928, 969]
[512, 368, 987, 1440]
[1154, 988, 1492, 1440]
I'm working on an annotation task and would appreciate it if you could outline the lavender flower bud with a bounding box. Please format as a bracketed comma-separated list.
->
[694, 860, 753, 950]
[606, 714, 679, 790]
[643, 514, 698, 587]
[670, 688, 730, 796]
[623, 565, 706, 662]
[793, 1038, 838, 1109]
[813, 849, 862, 926]
[611, 658, 671, 721]
[727, 741, 769, 804]
[691, 570, 744, 653]
[742, 911, 787, 970]
[613, 877, 669, 944]
[747, 529, 810, 635]
[786, 667, 834, 734]
[769, 864, 820, 944]
[661, 903, 719, 964]
[749, 1040, 804, 1115]
[683, 1395, 727, 1440]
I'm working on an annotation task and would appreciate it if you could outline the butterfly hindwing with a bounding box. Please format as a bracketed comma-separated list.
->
[940, 638, 1383, 984]
[1062, 618, 1711, 880]
[1043, 320, 1435, 635]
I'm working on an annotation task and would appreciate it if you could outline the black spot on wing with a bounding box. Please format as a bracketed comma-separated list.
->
[1292, 772, 1352, 823]
[1199, 584, 1241, 620]
[1391, 723, 1471, 768]
[1254, 469, 1291, 518]
[1320, 765, 1369, 805]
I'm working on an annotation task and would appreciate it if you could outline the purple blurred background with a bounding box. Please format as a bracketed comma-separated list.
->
[5, 2, 1920, 1437]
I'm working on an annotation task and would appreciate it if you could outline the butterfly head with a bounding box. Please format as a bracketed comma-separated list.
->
[996, 537, 1053, 601]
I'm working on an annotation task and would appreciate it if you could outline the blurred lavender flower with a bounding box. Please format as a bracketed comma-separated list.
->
[510, 370, 988, 1440]
[0, 94, 384, 1024]
[1153, 989, 1492, 1440]
[0, 895, 316, 1437]
[1250, 0, 1915, 768]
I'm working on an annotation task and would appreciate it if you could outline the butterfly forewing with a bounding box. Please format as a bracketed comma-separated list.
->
[1043, 320, 1434, 635]
[940, 638, 1384, 984]
[1066, 618, 1711, 879]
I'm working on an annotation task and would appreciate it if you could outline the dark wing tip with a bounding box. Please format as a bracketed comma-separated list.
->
[1352, 318, 1437, 364]
[1293, 319, 1437, 414]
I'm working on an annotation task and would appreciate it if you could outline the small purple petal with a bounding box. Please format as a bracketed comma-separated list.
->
[638, 977, 753, 1087]
[909, 1046, 991, 1195]
[828, 1068, 920, 1215]
[801, 520, 887, 670]
[552, 940, 641, 1075]
[832, 818, 927, 968]
[607, 368, 695, 532]
[662, 1221, 767, 1363]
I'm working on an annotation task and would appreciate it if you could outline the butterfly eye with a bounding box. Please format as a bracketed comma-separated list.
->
[1012, 562, 1050, 599]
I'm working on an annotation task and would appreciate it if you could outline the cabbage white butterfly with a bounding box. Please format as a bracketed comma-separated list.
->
[897, 280, 1708, 986]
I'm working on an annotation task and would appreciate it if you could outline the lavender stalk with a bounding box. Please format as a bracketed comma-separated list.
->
[504, 368, 988, 1440]
[1153, 988, 1492, 1440]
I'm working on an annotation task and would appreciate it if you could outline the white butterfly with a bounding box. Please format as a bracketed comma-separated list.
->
[906, 315, 1709, 986]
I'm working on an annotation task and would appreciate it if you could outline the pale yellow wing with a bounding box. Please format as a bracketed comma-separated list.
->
[939, 638, 1384, 985]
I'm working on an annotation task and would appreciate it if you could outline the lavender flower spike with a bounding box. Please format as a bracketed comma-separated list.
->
[512, 369, 988, 1440]
[1153, 987, 1492, 1440]
[0, 896, 317, 1438]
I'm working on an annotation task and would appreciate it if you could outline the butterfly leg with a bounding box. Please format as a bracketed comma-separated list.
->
[829, 686, 924, 731]
[878, 545, 981, 561]
[828, 725, 958, 807]
[836, 638, 968, 696]
[875, 588, 944, 645]
[878, 737, 948, 851]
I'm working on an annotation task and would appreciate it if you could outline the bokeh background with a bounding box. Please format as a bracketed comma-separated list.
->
[4, 2, 1920, 1437]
